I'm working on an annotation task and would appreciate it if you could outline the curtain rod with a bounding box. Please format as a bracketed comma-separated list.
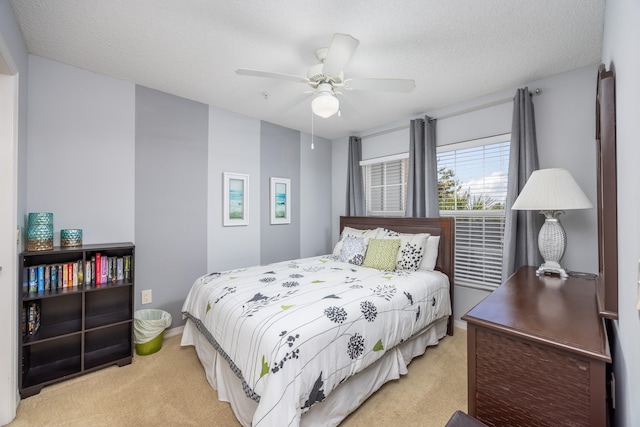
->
[361, 88, 541, 140]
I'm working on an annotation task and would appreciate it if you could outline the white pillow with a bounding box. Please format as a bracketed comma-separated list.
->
[418, 235, 440, 271]
[333, 227, 382, 256]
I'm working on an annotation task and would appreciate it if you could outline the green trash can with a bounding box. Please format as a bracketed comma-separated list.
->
[134, 309, 172, 355]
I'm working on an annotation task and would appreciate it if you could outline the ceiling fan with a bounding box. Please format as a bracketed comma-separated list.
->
[236, 33, 416, 118]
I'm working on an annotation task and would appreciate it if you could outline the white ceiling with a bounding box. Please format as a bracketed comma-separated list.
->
[9, 0, 605, 140]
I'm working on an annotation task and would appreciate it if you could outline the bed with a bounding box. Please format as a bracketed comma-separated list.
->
[181, 216, 455, 426]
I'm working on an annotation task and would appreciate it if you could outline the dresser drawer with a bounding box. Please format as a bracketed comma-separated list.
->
[474, 328, 594, 426]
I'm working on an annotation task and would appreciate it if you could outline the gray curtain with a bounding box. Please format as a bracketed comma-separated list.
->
[345, 136, 365, 216]
[406, 116, 439, 217]
[502, 87, 543, 280]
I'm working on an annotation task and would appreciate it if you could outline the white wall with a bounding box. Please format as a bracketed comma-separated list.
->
[601, 1, 640, 425]
[26, 56, 135, 244]
[331, 64, 600, 321]
[208, 107, 262, 271]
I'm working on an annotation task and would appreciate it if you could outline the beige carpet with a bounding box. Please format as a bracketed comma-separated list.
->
[9, 328, 467, 427]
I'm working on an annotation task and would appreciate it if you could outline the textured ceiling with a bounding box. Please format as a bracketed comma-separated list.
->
[9, 0, 605, 140]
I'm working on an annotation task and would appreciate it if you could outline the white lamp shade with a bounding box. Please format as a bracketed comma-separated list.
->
[311, 93, 339, 118]
[511, 168, 593, 211]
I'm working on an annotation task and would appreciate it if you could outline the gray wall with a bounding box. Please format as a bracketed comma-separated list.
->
[0, 0, 28, 230]
[601, 1, 640, 425]
[135, 86, 208, 324]
[299, 132, 332, 257]
[22, 55, 334, 331]
[331, 64, 600, 322]
[26, 55, 135, 244]
[208, 106, 262, 271]
[260, 122, 300, 264]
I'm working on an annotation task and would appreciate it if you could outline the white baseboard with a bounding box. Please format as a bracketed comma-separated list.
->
[164, 325, 184, 339]
[454, 319, 467, 330]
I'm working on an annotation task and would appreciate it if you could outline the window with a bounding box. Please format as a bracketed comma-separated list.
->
[361, 154, 409, 217]
[438, 134, 510, 289]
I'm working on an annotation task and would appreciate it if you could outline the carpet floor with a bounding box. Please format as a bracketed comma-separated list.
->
[9, 328, 467, 426]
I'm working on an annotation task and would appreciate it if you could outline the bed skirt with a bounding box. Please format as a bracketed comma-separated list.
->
[181, 316, 449, 427]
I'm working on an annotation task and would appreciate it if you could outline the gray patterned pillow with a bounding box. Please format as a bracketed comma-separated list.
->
[339, 236, 368, 266]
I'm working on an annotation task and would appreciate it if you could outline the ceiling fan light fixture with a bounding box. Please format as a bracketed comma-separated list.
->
[312, 92, 339, 118]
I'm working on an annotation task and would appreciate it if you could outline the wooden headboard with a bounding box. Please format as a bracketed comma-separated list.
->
[339, 216, 455, 335]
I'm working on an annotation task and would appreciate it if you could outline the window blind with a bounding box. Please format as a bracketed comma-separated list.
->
[438, 137, 510, 289]
[363, 157, 408, 216]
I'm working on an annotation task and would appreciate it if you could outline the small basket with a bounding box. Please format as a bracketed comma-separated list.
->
[60, 229, 83, 248]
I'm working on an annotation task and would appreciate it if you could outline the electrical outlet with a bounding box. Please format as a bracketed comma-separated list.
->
[141, 289, 152, 305]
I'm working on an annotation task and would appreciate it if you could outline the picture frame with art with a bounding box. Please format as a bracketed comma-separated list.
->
[223, 172, 249, 226]
[270, 177, 291, 225]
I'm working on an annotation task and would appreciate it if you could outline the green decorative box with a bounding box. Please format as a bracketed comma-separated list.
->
[60, 229, 83, 248]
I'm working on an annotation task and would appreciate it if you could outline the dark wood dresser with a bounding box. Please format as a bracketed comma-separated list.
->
[462, 266, 611, 426]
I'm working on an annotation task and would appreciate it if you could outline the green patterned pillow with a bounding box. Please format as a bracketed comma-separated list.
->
[362, 239, 401, 271]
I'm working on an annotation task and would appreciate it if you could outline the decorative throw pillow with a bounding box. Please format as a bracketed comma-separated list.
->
[339, 236, 368, 265]
[396, 233, 429, 271]
[362, 238, 401, 271]
[418, 235, 440, 271]
[378, 229, 429, 271]
[333, 227, 382, 256]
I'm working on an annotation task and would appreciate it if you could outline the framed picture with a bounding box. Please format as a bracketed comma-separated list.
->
[270, 177, 291, 225]
[223, 172, 249, 226]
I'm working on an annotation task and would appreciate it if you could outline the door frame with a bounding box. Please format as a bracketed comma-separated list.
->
[0, 33, 20, 424]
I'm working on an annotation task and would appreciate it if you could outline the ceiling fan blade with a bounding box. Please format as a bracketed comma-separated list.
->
[322, 33, 359, 77]
[334, 93, 355, 119]
[278, 91, 314, 114]
[236, 68, 310, 84]
[344, 78, 416, 93]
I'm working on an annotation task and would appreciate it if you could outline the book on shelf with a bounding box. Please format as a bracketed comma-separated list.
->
[77, 260, 84, 286]
[62, 263, 68, 288]
[95, 253, 101, 285]
[85, 260, 91, 286]
[100, 256, 108, 284]
[56, 264, 63, 289]
[44, 265, 50, 291]
[28, 267, 37, 293]
[37, 265, 44, 292]
[116, 257, 124, 281]
[26, 301, 40, 336]
[22, 268, 28, 294]
[50, 264, 58, 289]
[24, 253, 132, 294]
[124, 255, 131, 280]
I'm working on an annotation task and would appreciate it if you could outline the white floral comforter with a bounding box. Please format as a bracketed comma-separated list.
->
[181, 255, 451, 427]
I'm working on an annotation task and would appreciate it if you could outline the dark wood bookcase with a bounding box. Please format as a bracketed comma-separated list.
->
[18, 242, 135, 398]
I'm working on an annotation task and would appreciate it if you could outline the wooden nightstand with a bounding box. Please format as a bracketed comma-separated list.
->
[462, 266, 611, 427]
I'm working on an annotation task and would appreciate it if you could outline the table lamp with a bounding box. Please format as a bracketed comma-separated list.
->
[511, 168, 593, 278]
